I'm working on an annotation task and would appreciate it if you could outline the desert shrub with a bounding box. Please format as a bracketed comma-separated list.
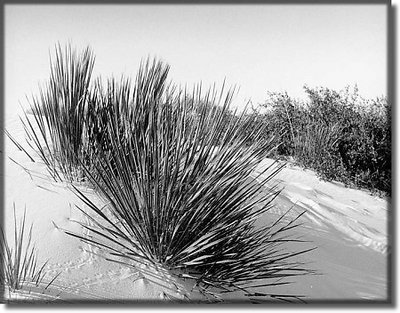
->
[255, 86, 391, 195]
[336, 96, 391, 192]
[303, 86, 391, 194]
[260, 92, 306, 157]
[293, 119, 346, 181]
[293, 87, 352, 181]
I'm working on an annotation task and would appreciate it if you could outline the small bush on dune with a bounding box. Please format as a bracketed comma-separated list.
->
[262, 92, 305, 157]
[303, 86, 391, 193]
[337, 96, 391, 192]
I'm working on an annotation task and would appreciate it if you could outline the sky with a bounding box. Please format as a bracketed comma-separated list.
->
[5, 4, 387, 118]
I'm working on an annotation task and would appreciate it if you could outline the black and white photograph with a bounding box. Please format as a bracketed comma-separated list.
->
[1, 1, 392, 306]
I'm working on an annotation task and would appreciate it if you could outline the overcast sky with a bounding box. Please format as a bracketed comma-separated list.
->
[5, 4, 387, 117]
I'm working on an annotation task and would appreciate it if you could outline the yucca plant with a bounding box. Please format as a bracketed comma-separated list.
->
[85, 76, 134, 154]
[65, 58, 314, 302]
[20, 43, 95, 181]
[14, 44, 314, 302]
[0, 206, 58, 300]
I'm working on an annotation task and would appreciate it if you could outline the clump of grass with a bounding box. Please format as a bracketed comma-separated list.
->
[0, 206, 58, 298]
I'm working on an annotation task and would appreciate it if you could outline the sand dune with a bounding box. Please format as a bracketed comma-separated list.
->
[3, 115, 388, 302]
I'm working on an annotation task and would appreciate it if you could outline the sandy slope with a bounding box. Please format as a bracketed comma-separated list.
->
[2, 115, 389, 303]
[252, 160, 388, 301]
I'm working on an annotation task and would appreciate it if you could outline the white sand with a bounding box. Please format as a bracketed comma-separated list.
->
[252, 160, 388, 300]
[2, 115, 389, 303]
